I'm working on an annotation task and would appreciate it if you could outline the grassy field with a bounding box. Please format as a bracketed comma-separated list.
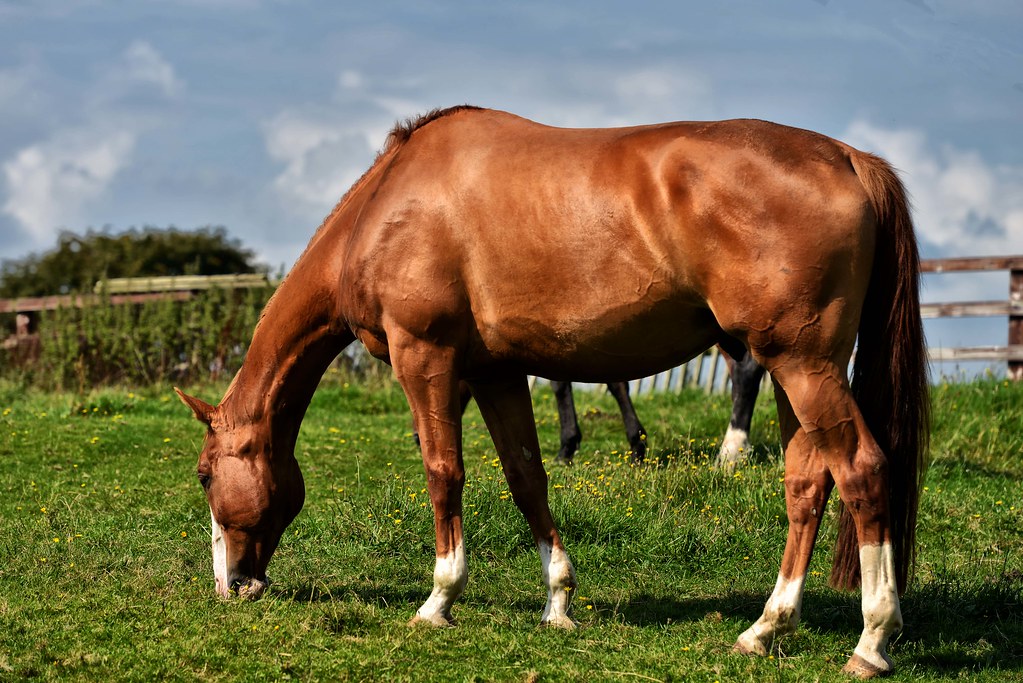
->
[1, 372, 1021, 682]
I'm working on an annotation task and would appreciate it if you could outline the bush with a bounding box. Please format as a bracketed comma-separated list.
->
[0, 287, 398, 392]
[1, 287, 273, 390]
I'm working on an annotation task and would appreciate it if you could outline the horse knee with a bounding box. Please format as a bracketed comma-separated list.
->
[424, 462, 465, 499]
[784, 472, 832, 525]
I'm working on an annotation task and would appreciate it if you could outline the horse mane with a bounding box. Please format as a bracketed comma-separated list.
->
[305, 105, 483, 250]
[383, 104, 483, 153]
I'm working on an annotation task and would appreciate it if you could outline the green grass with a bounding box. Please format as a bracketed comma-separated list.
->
[1, 374, 1021, 681]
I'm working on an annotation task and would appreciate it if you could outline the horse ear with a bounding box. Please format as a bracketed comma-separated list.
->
[174, 387, 215, 426]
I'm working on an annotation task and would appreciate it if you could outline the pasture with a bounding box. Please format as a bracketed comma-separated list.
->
[1, 373, 1021, 681]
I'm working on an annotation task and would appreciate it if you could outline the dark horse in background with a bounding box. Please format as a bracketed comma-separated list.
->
[416, 379, 649, 463]
[177, 106, 928, 678]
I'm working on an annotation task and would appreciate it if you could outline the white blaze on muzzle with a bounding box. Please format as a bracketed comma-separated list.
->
[210, 507, 229, 597]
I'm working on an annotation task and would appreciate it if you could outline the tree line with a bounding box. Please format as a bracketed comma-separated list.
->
[0, 226, 267, 298]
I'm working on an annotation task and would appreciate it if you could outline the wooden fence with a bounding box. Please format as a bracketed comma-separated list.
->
[919, 256, 1023, 381]
[0, 274, 269, 315]
[2, 259, 1021, 390]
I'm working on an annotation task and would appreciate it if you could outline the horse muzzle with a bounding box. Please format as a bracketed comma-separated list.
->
[226, 575, 269, 600]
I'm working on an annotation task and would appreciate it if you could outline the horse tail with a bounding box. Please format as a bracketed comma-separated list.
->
[829, 150, 931, 595]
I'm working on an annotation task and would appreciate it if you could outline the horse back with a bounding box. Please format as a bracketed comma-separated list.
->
[338, 109, 876, 377]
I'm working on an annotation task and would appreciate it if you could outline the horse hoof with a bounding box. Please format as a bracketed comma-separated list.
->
[629, 443, 646, 463]
[732, 630, 769, 657]
[540, 615, 577, 630]
[842, 654, 892, 679]
[408, 612, 455, 628]
[716, 428, 750, 468]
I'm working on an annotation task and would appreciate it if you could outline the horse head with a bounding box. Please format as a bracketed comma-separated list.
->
[175, 388, 305, 600]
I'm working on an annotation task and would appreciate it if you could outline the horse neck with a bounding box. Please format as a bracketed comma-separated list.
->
[219, 264, 349, 445]
[217, 145, 398, 444]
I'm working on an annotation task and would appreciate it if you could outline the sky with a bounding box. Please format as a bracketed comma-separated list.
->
[0, 0, 1020, 375]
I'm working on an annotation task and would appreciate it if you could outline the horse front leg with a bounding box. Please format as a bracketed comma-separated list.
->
[735, 381, 833, 654]
[606, 381, 647, 462]
[470, 375, 577, 627]
[391, 337, 467, 627]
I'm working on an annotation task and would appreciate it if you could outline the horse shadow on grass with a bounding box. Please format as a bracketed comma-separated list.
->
[615, 579, 1023, 675]
[278, 572, 1022, 674]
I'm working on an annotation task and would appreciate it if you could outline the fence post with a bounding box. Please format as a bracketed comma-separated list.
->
[1011, 266, 1023, 381]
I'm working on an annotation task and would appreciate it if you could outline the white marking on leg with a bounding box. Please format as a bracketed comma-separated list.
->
[210, 508, 229, 598]
[539, 541, 577, 628]
[415, 542, 467, 626]
[735, 572, 805, 654]
[850, 542, 902, 672]
[717, 427, 750, 465]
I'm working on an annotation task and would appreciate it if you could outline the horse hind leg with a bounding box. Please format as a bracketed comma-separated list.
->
[551, 381, 582, 465]
[470, 375, 577, 628]
[717, 349, 765, 467]
[607, 381, 647, 462]
[770, 362, 903, 678]
[735, 379, 833, 655]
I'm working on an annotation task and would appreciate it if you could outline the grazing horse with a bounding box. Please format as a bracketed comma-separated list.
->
[177, 106, 928, 678]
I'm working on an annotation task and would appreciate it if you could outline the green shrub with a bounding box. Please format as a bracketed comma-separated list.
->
[1, 287, 273, 390]
[0, 286, 398, 392]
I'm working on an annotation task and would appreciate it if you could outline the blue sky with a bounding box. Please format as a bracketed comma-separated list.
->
[1, 0, 1020, 372]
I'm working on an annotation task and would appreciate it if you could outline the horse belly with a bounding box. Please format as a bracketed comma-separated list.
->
[472, 298, 721, 383]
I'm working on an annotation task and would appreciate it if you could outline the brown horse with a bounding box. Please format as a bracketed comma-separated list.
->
[177, 106, 928, 678]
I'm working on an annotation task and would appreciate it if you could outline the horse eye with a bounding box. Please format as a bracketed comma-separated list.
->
[197, 472, 212, 489]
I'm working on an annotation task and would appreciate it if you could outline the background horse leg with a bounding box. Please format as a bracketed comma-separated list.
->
[470, 375, 577, 628]
[735, 380, 833, 655]
[607, 381, 647, 462]
[718, 350, 765, 466]
[390, 337, 467, 627]
[771, 363, 903, 678]
[550, 380, 582, 465]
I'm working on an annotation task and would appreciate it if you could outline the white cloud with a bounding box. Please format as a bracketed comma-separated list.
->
[338, 69, 363, 90]
[0, 40, 185, 246]
[2, 126, 136, 242]
[119, 41, 183, 97]
[263, 110, 378, 210]
[843, 120, 1023, 258]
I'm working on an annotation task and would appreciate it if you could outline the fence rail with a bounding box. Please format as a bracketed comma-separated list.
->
[921, 255, 1023, 380]
[2, 258, 1021, 389]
